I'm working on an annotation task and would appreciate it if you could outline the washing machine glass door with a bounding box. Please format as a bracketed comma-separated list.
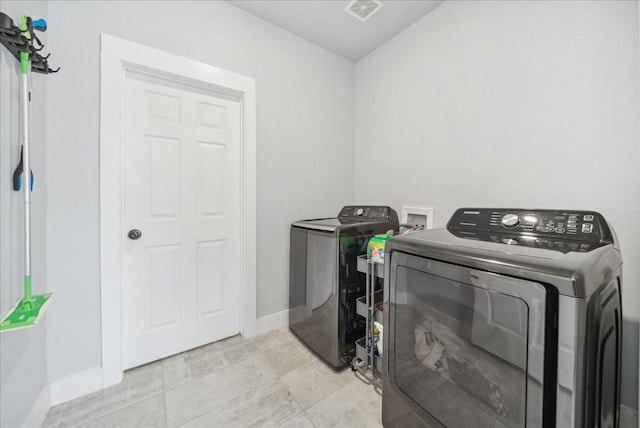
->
[388, 252, 550, 427]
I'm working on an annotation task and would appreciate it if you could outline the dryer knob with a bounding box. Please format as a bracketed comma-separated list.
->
[356, 208, 364, 216]
[501, 214, 520, 228]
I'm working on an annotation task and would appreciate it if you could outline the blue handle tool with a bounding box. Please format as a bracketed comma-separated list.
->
[12, 146, 34, 191]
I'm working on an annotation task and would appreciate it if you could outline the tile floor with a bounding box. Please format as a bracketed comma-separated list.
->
[43, 328, 382, 428]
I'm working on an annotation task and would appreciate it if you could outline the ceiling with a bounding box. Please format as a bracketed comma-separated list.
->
[226, 1, 445, 62]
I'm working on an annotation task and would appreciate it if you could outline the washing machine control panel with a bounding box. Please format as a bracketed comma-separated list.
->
[338, 205, 395, 220]
[447, 208, 613, 253]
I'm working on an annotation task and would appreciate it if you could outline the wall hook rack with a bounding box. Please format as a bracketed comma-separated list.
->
[0, 11, 59, 74]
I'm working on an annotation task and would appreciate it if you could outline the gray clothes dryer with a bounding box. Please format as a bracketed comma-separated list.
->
[382, 208, 622, 428]
[289, 205, 398, 370]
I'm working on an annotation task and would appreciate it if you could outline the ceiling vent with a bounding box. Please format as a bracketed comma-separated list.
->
[344, 0, 385, 23]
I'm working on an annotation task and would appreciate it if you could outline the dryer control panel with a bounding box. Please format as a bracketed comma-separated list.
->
[446, 208, 614, 253]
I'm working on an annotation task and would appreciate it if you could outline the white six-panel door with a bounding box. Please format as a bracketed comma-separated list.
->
[122, 72, 240, 369]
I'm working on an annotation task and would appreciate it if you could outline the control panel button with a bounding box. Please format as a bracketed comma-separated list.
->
[501, 214, 520, 228]
[583, 215, 594, 221]
[582, 223, 593, 233]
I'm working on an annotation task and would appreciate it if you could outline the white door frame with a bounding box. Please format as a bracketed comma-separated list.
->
[99, 34, 256, 387]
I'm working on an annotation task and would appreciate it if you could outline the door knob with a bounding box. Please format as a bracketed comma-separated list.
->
[128, 229, 142, 240]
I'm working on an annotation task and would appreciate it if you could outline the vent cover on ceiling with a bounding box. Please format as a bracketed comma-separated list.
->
[344, 0, 385, 23]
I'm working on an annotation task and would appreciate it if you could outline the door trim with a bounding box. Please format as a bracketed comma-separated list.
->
[99, 34, 256, 388]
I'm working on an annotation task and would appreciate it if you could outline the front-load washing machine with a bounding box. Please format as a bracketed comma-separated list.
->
[383, 208, 622, 428]
[289, 205, 399, 370]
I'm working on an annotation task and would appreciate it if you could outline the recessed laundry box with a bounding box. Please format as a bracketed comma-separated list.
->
[289, 205, 398, 370]
[383, 208, 622, 428]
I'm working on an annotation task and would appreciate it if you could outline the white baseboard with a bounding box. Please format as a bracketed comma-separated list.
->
[620, 404, 638, 428]
[22, 384, 50, 428]
[49, 367, 104, 406]
[255, 309, 289, 336]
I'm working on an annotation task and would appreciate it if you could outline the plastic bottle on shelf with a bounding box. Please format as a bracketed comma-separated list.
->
[374, 321, 383, 357]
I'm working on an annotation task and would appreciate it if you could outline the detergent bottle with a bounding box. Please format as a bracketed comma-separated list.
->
[368, 230, 394, 263]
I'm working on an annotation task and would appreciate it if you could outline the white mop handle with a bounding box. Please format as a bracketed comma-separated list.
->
[21, 70, 31, 278]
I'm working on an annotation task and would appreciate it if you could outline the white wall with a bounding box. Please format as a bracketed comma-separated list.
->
[0, 2, 50, 426]
[354, 0, 639, 410]
[44, 1, 354, 382]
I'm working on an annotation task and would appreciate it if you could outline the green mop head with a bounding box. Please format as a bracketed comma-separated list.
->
[0, 292, 53, 332]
